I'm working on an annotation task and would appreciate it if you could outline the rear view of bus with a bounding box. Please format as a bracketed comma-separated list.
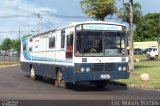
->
[72, 22, 129, 88]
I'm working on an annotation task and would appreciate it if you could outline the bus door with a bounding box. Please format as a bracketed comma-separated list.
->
[66, 34, 73, 59]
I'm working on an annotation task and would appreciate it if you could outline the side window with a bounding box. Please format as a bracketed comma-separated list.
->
[29, 38, 33, 42]
[153, 48, 157, 51]
[49, 37, 55, 48]
[23, 44, 26, 51]
[66, 34, 73, 59]
[67, 34, 73, 51]
[61, 30, 65, 48]
[35, 40, 39, 48]
[29, 47, 32, 51]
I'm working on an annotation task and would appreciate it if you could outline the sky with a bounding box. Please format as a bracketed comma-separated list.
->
[0, 0, 160, 43]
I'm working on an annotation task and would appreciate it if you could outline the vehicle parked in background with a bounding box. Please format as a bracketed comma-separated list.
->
[0, 51, 18, 57]
[134, 48, 143, 54]
[1, 51, 9, 56]
[9, 51, 18, 57]
[142, 48, 149, 54]
[146, 47, 158, 59]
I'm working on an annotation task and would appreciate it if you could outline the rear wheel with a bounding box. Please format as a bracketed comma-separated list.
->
[30, 67, 36, 80]
[155, 55, 158, 61]
[55, 69, 65, 88]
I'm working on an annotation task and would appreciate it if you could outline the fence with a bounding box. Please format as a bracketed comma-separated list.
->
[0, 55, 19, 63]
[134, 41, 158, 49]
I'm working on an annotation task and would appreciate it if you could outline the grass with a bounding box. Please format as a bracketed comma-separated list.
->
[0, 62, 18, 66]
[117, 55, 160, 90]
[134, 54, 147, 61]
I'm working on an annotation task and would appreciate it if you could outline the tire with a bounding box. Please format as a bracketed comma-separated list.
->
[155, 55, 158, 61]
[55, 69, 65, 88]
[94, 81, 107, 89]
[30, 67, 36, 80]
[65, 83, 74, 89]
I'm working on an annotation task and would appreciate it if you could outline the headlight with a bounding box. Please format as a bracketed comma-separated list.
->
[80, 67, 85, 72]
[123, 66, 127, 71]
[75, 67, 80, 73]
[118, 66, 122, 71]
[86, 67, 90, 72]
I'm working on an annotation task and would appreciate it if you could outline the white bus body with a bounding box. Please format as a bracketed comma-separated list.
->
[20, 21, 129, 88]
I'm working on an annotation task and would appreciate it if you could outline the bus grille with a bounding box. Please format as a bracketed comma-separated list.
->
[93, 63, 115, 72]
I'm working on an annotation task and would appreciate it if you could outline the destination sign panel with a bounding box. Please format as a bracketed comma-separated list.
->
[83, 24, 122, 31]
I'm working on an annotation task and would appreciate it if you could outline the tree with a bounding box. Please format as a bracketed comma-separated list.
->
[13, 39, 21, 52]
[128, 0, 134, 71]
[1, 38, 13, 51]
[136, 13, 160, 60]
[117, 1, 142, 71]
[117, 2, 142, 24]
[135, 13, 160, 42]
[80, 0, 116, 21]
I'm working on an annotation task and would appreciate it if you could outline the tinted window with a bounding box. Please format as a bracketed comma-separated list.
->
[35, 40, 39, 48]
[61, 30, 65, 48]
[29, 38, 32, 42]
[75, 31, 126, 57]
[23, 44, 26, 51]
[153, 48, 157, 51]
[49, 37, 55, 48]
[29, 47, 32, 51]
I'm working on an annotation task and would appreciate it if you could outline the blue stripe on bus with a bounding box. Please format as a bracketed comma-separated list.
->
[23, 52, 72, 63]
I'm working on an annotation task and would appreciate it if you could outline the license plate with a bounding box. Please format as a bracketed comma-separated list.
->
[101, 74, 110, 79]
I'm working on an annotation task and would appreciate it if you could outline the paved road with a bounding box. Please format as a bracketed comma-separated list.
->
[0, 65, 160, 101]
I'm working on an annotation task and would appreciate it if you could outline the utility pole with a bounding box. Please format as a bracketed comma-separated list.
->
[37, 13, 42, 34]
[19, 27, 20, 39]
[129, 0, 134, 71]
[158, 15, 160, 60]
[17, 27, 21, 63]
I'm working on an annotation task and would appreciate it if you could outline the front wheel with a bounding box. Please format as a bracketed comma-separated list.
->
[93, 81, 108, 89]
[155, 55, 158, 60]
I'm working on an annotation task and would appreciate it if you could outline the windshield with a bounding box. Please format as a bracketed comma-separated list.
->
[147, 48, 153, 52]
[75, 31, 127, 57]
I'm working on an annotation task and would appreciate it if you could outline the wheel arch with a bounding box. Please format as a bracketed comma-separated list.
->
[29, 64, 33, 70]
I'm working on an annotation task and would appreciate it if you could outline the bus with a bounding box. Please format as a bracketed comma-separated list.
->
[20, 21, 129, 88]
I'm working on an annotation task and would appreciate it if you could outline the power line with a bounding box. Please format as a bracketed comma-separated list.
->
[0, 15, 34, 18]
[0, 13, 86, 19]
[0, 13, 120, 19]
[0, 30, 30, 34]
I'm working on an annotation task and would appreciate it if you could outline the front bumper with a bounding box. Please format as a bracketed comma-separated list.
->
[73, 63, 129, 82]
[74, 71, 129, 82]
[146, 54, 156, 59]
